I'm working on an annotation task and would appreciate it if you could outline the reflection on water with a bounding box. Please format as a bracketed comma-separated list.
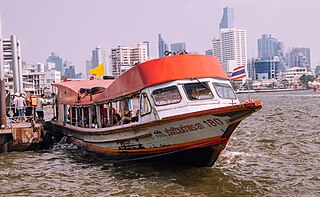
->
[0, 90, 319, 196]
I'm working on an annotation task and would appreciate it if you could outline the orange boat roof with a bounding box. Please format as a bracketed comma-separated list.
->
[95, 54, 227, 102]
[54, 54, 228, 105]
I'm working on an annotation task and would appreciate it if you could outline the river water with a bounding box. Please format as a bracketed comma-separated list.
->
[0, 90, 319, 196]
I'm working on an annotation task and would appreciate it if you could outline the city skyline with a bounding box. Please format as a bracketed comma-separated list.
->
[0, 0, 319, 74]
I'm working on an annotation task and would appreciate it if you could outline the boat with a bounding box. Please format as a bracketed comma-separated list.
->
[46, 54, 262, 167]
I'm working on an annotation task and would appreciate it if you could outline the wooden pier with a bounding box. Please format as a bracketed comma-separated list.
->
[0, 122, 44, 152]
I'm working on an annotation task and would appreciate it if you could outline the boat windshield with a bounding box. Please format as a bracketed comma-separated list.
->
[213, 82, 236, 99]
[152, 86, 181, 106]
[183, 82, 213, 100]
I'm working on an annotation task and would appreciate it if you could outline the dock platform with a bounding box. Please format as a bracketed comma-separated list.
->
[0, 121, 44, 152]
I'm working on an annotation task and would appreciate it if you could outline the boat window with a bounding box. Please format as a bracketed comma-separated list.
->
[213, 82, 236, 99]
[183, 82, 213, 100]
[152, 86, 181, 106]
[140, 93, 151, 116]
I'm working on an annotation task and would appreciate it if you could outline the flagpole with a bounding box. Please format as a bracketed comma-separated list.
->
[231, 66, 251, 99]
[245, 75, 251, 100]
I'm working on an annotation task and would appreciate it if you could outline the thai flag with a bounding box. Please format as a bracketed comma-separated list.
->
[231, 66, 246, 80]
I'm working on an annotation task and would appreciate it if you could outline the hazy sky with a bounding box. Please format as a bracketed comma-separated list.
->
[0, 0, 319, 73]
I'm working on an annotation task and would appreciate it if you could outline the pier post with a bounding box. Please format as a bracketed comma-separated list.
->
[96, 105, 101, 128]
[0, 16, 7, 128]
[75, 108, 78, 127]
[81, 108, 84, 127]
[2, 142, 7, 153]
[88, 106, 92, 127]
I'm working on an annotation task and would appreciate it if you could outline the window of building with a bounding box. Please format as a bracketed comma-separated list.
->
[213, 82, 236, 99]
[152, 86, 181, 106]
[183, 82, 213, 100]
[140, 93, 151, 116]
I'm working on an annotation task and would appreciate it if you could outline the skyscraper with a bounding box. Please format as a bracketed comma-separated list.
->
[64, 65, 76, 78]
[91, 46, 107, 68]
[89, 46, 111, 77]
[211, 7, 247, 73]
[212, 38, 222, 62]
[158, 34, 168, 58]
[219, 7, 234, 29]
[46, 52, 63, 73]
[170, 42, 186, 52]
[85, 60, 92, 79]
[257, 34, 287, 70]
[220, 28, 247, 72]
[287, 47, 311, 71]
[257, 34, 284, 58]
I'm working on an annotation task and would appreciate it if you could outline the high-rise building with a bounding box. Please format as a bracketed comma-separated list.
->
[43, 70, 61, 89]
[90, 46, 112, 77]
[219, 7, 234, 29]
[85, 60, 92, 79]
[91, 46, 106, 68]
[287, 47, 311, 72]
[143, 41, 150, 57]
[211, 8, 247, 73]
[257, 34, 285, 58]
[315, 65, 320, 75]
[64, 65, 76, 78]
[158, 34, 168, 58]
[212, 38, 222, 61]
[170, 42, 186, 52]
[257, 34, 287, 70]
[220, 28, 247, 73]
[111, 42, 149, 77]
[46, 52, 63, 73]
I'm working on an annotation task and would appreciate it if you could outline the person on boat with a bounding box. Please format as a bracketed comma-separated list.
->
[121, 110, 132, 124]
[92, 119, 98, 129]
[131, 110, 139, 122]
[51, 93, 57, 120]
[188, 89, 197, 100]
[12, 92, 20, 117]
[23, 92, 33, 122]
[91, 112, 97, 128]
[5, 90, 11, 117]
[112, 108, 121, 125]
[29, 91, 38, 120]
[36, 94, 47, 122]
[120, 110, 139, 124]
[14, 93, 27, 121]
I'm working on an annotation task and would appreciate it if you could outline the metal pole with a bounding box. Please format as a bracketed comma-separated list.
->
[0, 16, 7, 128]
[11, 35, 20, 93]
[245, 65, 251, 100]
[17, 39, 23, 93]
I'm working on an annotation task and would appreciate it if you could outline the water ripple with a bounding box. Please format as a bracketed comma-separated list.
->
[0, 90, 319, 196]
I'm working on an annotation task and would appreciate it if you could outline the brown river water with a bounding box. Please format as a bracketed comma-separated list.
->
[0, 90, 319, 196]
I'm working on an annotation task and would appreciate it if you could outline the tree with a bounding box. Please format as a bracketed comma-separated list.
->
[300, 74, 315, 87]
